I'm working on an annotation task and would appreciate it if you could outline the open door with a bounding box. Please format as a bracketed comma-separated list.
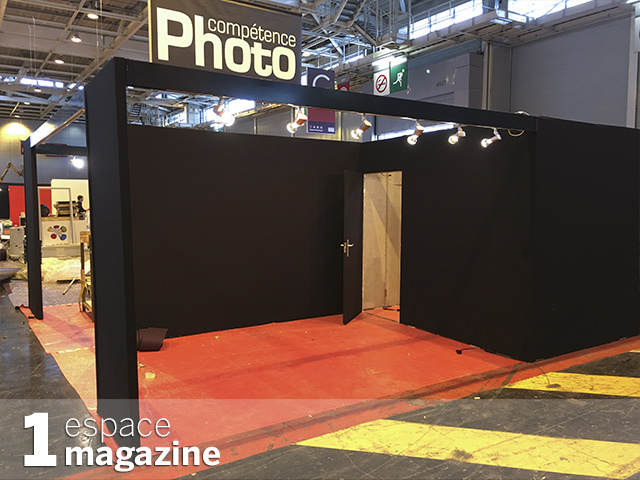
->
[342, 170, 363, 324]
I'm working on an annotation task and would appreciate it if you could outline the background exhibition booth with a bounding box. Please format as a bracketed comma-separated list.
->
[82, 58, 638, 446]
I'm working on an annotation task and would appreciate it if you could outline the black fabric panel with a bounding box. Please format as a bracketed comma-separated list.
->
[127, 126, 358, 336]
[530, 118, 640, 360]
[0, 185, 8, 219]
[359, 128, 534, 360]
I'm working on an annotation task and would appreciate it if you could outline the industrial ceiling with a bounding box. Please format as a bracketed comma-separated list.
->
[0, 0, 632, 123]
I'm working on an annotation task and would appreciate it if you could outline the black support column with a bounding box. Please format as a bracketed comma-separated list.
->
[21, 141, 43, 320]
[84, 58, 140, 447]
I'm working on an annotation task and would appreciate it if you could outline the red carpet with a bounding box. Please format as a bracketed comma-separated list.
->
[135, 310, 518, 450]
[25, 304, 640, 479]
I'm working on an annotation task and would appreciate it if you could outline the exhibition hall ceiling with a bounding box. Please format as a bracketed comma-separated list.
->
[0, 0, 632, 122]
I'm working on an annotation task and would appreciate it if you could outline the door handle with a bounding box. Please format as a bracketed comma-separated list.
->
[340, 240, 355, 257]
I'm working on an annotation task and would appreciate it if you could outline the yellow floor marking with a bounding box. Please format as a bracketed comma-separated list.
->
[630, 349, 640, 353]
[297, 419, 640, 479]
[505, 372, 640, 397]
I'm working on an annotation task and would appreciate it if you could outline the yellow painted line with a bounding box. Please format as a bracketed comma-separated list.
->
[505, 372, 640, 397]
[297, 419, 640, 479]
[630, 349, 640, 353]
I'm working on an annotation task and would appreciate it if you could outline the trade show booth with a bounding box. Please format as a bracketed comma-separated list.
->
[83, 58, 639, 446]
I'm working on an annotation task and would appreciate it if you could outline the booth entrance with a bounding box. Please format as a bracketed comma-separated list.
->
[342, 170, 402, 324]
[363, 171, 402, 313]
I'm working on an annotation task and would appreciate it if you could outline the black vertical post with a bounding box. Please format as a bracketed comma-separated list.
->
[22, 141, 43, 320]
[85, 58, 140, 447]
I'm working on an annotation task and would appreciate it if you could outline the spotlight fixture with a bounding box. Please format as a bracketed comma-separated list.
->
[87, 12, 99, 19]
[448, 126, 466, 145]
[351, 116, 372, 140]
[286, 107, 308, 133]
[407, 123, 425, 145]
[214, 101, 235, 127]
[70, 156, 85, 169]
[481, 128, 501, 148]
[70, 33, 82, 43]
[54, 58, 64, 64]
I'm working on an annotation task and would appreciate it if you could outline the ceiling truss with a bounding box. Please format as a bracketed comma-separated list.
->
[0, 0, 632, 123]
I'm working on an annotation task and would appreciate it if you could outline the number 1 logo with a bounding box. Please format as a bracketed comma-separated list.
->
[24, 412, 57, 467]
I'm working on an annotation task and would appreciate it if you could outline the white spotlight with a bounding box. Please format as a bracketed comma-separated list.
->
[448, 126, 466, 145]
[351, 116, 372, 140]
[70, 156, 85, 169]
[215, 102, 235, 127]
[481, 128, 501, 148]
[286, 107, 308, 133]
[407, 123, 425, 145]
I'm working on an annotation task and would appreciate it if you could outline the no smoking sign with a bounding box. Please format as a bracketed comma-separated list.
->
[373, 70, 390, 96]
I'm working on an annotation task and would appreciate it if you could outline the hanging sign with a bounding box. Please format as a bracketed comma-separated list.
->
[373, 70, 390, 96]
[306, 67, 335, 134]
[337, 80, 350, 91]
[390, 62, 408, 93]
[148, 0, 302, 83]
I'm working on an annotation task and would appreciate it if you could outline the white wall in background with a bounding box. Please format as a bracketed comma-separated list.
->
[510, 15, 631, 127]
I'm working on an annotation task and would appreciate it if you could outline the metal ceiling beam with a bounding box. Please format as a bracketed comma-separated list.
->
[32, 0, 88, 79]
[39, 6, 148, 118]
[125, 58, 537, 131]
[10, 0, 145, 22]
[0, 0, 9, 29]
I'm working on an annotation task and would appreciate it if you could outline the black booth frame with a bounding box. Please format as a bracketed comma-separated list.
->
[82, 58, 638, 447]
[21, 142, 88, 320]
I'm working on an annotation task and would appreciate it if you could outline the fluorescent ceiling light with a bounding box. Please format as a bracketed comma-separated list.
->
[226, 99, 256, 115]
[421, 122, 456, 134]
[372, 56, 407, 69]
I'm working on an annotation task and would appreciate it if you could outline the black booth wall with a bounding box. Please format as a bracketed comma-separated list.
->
[117, 122, 638, 362]
[528, 118, 640, 360]
[127, 126, 357, 335]
[359, 129, 535, 359]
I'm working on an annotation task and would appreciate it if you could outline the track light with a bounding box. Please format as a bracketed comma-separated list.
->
[70, 156, 85, 169]
[286, 107, 308, 133]
[215, 101, 235, 127]
[448, 126, 466, 145]
[407, 123, 424, 145]
[481, 128, 501, 148]
[351, 116, 372, 140]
